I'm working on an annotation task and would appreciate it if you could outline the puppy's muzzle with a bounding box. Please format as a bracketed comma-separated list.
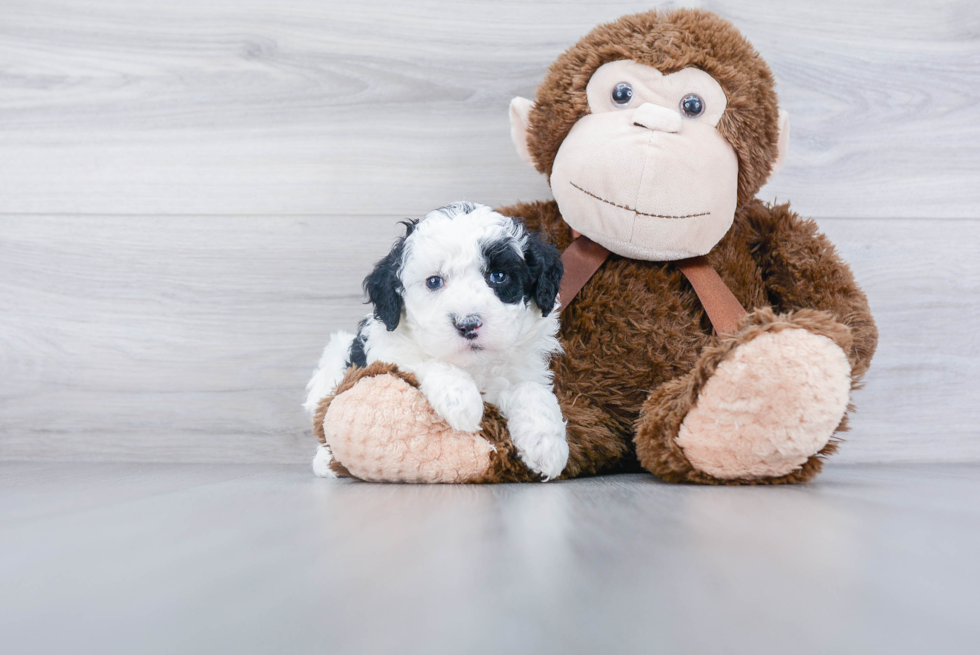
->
[452, 314, 483, 340]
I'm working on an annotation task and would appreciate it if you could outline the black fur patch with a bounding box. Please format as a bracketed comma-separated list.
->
[363, 220, 417, 331]
[346, 318, 369, 368]
[480, 220, 563, 315]
[482, 236, 531, 306]
[522, 231, 563, 315]
[400, 218, 420, 236]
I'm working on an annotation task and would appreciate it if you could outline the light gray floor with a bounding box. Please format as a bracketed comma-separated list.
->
[2, 463, 978, 655]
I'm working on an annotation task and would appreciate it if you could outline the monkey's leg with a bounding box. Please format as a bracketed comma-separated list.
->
[314, 362, 535, 483]
[633, 308, 855, 485]
[314, 362, 631, 483]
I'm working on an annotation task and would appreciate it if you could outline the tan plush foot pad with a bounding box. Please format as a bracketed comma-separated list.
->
[324, 373, 494, 483]
[675, 328, 852, 480]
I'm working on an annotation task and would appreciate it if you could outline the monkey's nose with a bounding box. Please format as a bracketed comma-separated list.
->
[452, 314, 483, 339]
[632, 102, 682, 133]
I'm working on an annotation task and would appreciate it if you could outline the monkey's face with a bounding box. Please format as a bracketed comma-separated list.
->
[548, 60, 738, 261]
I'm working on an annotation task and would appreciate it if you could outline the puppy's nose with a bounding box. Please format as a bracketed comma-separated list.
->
[632, 102, 681, 133]
[453, 314, 483, 339]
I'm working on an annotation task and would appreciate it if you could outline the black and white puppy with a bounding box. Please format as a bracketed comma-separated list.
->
[304, 202, 567, 479]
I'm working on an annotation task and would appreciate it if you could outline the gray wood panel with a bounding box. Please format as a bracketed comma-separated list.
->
[2, 214, 977, 464]
[1, 214, 396, 462]
[2, 1, 977, 464]
[1, 0, 977, 218]
[2, 463, 978, 654]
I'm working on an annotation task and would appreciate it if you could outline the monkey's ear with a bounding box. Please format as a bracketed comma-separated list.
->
[769, 109, 790, 179]
[509, 97, 536, 168]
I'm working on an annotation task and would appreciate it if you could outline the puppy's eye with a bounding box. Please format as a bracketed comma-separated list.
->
[425, 276, 444, 290]
[611, 82, 634, 107]
[680, 93, 705, 118]
[488, 271, 508, 284]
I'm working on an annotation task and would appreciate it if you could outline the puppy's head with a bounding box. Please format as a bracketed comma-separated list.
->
[364, 202, 562, 362]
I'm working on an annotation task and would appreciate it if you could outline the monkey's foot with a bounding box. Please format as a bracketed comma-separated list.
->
[636, 308, 855, 484]
[322, 372, 493, 483]
[675, 325, 851, 479]
[312, 362, 547, 483]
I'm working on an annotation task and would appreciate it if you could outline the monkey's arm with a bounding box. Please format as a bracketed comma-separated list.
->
[740, 201, 878, 376]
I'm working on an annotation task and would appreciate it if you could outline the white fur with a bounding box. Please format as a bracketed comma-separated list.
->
[306, 203, 568, 480]
[415, 360, 485, 433]
[312, 444, 337, 478]
[497, 381, 569, 481]
[303, 330, 356, 414]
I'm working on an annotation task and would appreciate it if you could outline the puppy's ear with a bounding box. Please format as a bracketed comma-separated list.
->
[400, 218, 420, 235]
[364, 237, 406, 331]
[523, 232, 563, 315]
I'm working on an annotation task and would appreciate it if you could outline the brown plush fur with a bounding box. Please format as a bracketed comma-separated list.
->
[496, 198, 877, 484]
[316, 8, 877, 485]
[483, 8, 876, 484]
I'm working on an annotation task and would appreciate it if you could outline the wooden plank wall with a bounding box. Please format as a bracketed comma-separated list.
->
[2, 0, 978, 464]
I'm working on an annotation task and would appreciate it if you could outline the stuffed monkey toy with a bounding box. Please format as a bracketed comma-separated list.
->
[312, 8, 877, 485]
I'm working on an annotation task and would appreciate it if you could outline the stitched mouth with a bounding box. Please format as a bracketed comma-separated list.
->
[570, 182, 709, 219]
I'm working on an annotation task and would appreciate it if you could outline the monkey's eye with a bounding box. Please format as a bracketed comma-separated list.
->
[611, 82, 634, 107]
[680, 93, 705, 118]
[488, 271, 508, 284]
[426, 276, 444, 290]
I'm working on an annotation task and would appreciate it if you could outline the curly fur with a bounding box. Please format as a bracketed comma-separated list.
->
[315, 198, 877, 485]
[313, 8, 878, 485]
[496, 199, 877, 484]
[307, 203, 569, 479]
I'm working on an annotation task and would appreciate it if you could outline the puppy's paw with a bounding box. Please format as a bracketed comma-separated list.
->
[499, 382, 568, 481]
[312, 444, 337, 478]
[421, 374, 484, 433]
[511, 417, 569, 481]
